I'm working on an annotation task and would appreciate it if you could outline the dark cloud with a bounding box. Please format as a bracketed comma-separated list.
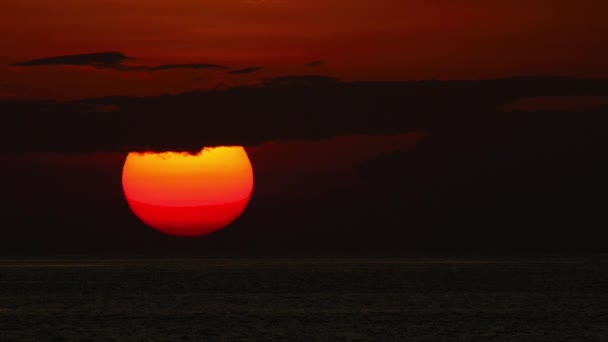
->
[10, 51, 228, 71]
[229, 67, 263, 74]
[262, 75, 337, 87]
[306, 60, 325, 67]
[1, 76, 608, 154]
[92, 104, 121, 113]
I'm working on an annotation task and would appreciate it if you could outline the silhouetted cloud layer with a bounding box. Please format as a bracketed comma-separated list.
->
[11, 51, 227, 71]
[1, 76, 608, 153]
[2, 76, 608, 254]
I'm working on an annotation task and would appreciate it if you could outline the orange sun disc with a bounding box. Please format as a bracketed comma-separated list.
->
[121, 146, 254, 237]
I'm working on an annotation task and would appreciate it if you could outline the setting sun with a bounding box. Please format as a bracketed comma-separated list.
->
[121, 146, 254, 237]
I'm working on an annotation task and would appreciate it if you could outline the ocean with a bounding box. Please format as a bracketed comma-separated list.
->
[1, 257, 607, 341]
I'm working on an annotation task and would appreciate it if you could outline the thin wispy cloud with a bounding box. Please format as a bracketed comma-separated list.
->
[306, 60, 325, 67]
[229, 67, 263, 75]
[11, 52, 129, 68]
[11, 52, 228, 72]
[121, 64, 227, 71]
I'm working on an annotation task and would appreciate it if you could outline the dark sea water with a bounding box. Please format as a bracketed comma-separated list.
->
[1, 257, 607, 341]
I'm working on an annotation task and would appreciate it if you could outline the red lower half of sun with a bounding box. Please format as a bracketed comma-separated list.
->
[125, 198, 250, 236]
[121, 146, 254, 237]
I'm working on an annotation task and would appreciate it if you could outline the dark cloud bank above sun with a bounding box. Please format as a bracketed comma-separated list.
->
[1, 74, 608, 153]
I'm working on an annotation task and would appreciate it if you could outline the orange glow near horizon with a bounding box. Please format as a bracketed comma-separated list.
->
[122, 146, 254, 237]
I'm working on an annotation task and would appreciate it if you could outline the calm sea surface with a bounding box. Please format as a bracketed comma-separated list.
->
[1, 257, 607, 341]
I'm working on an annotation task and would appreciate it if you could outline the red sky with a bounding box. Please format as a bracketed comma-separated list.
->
[1, 0, 607, 99]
